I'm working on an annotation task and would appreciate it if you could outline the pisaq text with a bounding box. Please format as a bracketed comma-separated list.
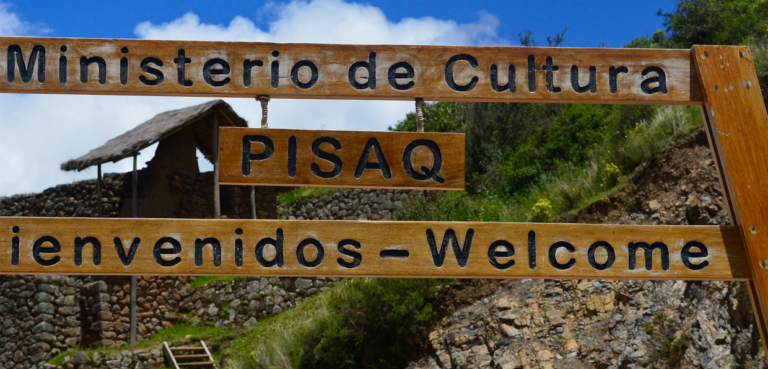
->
[7, 226, 709, 272]
[6, 44, 668, 94]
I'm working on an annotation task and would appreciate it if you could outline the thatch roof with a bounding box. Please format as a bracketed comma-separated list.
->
[61, 100, 247, 172]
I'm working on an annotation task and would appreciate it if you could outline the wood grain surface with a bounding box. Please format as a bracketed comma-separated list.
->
[0, 37, 701, 104]
[693, 45, 768, 351]
[0, 217, 747, 280]
[218, 128, 465, 189]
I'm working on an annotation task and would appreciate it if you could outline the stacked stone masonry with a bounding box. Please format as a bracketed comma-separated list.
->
[278, 188, 422, 221]
[0, 275, 81, 369]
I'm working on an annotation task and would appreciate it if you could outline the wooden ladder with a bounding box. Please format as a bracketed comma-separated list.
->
[162, 341, 217, 369]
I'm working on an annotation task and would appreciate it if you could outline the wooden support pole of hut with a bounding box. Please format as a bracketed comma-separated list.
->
[96, 164, 102, 217]
[213, 113, 221, 219]
[130, 154, 137, 347]
[251, 187, 257, 219]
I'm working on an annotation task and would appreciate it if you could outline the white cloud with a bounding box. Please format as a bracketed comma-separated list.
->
[0, 2, 48, 36]
[0, 0, 506, 196]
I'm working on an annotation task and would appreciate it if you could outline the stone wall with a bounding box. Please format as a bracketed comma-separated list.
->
[180, 277, 336, 330]
[57, 346, 165, 369]
[278, 188, 421, 221]
[0, 170, 279, 367]
[171, 171, 277, 220]
[0, 275, 81, 369]
[80, 277, 189, 347]
[0, 174, 124, 218]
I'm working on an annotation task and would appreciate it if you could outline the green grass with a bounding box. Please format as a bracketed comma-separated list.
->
[277, 187, 338, 205]
[190, 276, 247, 289]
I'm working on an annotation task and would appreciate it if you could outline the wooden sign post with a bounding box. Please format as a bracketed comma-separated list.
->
[1, 36, 768, 351]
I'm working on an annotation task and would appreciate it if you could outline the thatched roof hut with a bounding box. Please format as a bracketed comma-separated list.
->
[61, 100, 247, 172]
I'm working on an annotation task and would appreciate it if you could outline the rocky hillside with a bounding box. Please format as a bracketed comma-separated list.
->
[405, 130, 763, 369]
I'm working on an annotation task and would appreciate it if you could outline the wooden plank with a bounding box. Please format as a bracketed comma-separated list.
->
[692, 45, 768, 353]
[201, 340, 218, 369]
[163, 342, 181, 369]
[218, 128, 465, 190]
[0, 217, 747, 280]
[0, 37, 701, 104]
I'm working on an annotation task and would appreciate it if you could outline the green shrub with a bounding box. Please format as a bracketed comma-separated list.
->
[530, 199, 553, 222]
[296, 278, 443, 369]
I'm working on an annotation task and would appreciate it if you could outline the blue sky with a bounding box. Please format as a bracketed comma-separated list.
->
[9, 0, 674, 47]
[0, 0, 676, 196]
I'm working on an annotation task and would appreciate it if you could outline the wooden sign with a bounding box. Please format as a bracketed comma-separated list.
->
[0, 37, 701, 104]
[0, 217, 747, 280]
[218, 128, 464, 189]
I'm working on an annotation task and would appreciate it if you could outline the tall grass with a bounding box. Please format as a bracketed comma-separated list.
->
[397, 105, 703, 223]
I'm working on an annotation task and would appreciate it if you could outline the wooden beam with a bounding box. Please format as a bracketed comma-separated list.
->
[130, 155, 137, 347]
[250, 187, 257, 220]
[693, 45, 768, 353]
[0, 217, 747, 280]
[218, 128, 465, 190]
[96, 164, 102, 217]
[0, 37, 701, 104]
[213, 114, 221, 219]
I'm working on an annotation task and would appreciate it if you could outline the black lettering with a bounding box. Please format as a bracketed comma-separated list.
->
[59, 46, 67, 84]
[490, 64, 515, 93]
[288, 136, 297, 178]
[609, 66, 628, 94]
[488, 240, 515, 270]
[388, 61, 415, 90]
[543, 56, 561, 93]
[75, 237, 101, 267]
[120, 47, 129, 85]
[173, 49, 193, 87]
[297, 238, 325, 268]
[33, 236, 60, 267]
[570, 66, 596, 93]
[290, 60, 318, 89]
[426, 228, 474, 268]
[587, 241, 615, 270]
[7, 45, 45, 83]
[311, 137, 343, 178]
[203, 58, 231, 87]
[235, 228, 243, 268]
[528, 230, 536, 270]
[139, 57, 164, 86]
[271, 50, 279, 88]
[255, 229, 284, 268]
[153, 237, 181, 267]
[628, 242, 669, 271]
[243, 59, 264, 87]
[11, 226, 19, 266]
[79, 56, 107, 85]
[445, 54, 479, 92]
[402, 139, 444, 183]
[681, 241, 709, 271]
[348, 52, 376, 90]
[548, 241, 575, 270]
[354, 138, 391, 179]
[114, 237, 140, 266]
[380, 249, 410, 258]
[527, 55, 536, 92]
[242, 135, 275, 176]
[195, 238, 221, 267]
[641, 66, 667, 94]
[337, 239, 362, 268]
